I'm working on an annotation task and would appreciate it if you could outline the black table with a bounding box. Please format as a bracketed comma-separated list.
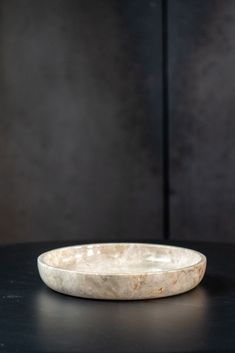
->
[0, 240, 234, 353]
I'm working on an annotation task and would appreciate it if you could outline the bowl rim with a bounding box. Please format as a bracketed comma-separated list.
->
[37, 243, 207, 276]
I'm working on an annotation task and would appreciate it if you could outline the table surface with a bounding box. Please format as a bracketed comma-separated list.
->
[0, 240, 234, 353]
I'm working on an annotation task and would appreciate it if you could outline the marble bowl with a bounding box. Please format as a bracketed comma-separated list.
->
[37, 243, 206, 300]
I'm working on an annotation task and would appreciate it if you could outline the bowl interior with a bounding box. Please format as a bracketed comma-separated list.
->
[39, 243, 204, 275]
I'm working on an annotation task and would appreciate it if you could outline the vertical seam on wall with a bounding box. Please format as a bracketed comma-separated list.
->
[162, 0, 170, 240]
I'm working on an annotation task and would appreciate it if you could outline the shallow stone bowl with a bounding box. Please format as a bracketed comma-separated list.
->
[37, 243, 206, 300]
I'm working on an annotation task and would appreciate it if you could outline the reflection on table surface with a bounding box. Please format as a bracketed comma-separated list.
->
[35, 285, 209, 353]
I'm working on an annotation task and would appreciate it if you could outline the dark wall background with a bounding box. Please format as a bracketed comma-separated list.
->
[0, 0, 163, 244]
[0, 0, 234, 244]
[169, 0, 235, 243]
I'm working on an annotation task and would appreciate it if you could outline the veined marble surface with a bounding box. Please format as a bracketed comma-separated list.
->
[37, 243, 206, 300]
